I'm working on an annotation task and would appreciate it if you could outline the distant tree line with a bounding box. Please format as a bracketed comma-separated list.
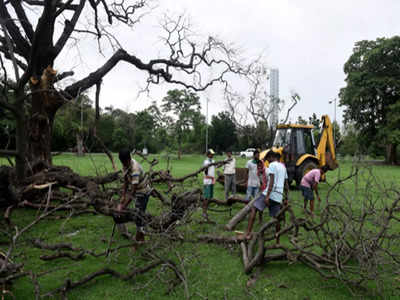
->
[1, 77, 398, 160]
[0, 89, 276, 155]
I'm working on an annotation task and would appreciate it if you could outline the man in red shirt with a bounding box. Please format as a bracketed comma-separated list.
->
[299, 165, 330, 215]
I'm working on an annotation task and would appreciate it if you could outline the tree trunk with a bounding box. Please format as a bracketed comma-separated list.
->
[27, 111, 54, 169]
[76, 133, 84, 157]
[27, 73, 63, 172]
[177, 135, 182, 160]
[15, 108, 27, 181]
[386, 143, 398, 164]
[225, 197, 257, 231]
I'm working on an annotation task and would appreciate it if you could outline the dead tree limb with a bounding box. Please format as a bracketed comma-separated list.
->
[225, 197, 257, 231]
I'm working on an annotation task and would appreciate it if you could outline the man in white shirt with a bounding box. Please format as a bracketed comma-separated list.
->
[223, 149, 236, 201]
[203, 149, 215, 219]
[245, 150, 261, 202]
[244, 151, 289, 243]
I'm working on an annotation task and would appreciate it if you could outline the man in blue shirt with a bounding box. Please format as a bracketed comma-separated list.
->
[244, 151, 289, 243]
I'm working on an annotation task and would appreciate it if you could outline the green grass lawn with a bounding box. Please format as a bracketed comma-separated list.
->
[1, 154, 400, 299]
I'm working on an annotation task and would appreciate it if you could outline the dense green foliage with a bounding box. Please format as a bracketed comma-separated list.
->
[339, 36, 400, 163]
[47, 89, 280, 155]
[161, 89, 205, 155]
[209, 111, 238, 153]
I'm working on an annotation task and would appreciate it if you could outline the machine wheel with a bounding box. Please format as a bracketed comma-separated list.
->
[296, 160, 318, 186]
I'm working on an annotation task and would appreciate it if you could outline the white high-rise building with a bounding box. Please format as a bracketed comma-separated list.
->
[269, 68, 279, 126]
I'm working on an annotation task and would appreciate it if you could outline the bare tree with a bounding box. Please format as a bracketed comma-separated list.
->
[0, 0, 246, 180]
[224, 62, 277, 129]
[223, 62, 301, 148]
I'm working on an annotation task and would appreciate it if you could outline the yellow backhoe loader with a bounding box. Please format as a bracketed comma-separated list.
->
[261, 114, 338, 185]
[217, 115, 338, 190]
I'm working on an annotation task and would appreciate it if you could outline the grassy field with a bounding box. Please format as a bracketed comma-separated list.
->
[1, 154, 400, 299]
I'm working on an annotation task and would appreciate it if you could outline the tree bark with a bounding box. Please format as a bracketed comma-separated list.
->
[386, 143, 397, 164]
[225, 197, 257, 231]
[76, 133, 84, 157]
[26, 68, 63, 172]
[15, 108, 27, 180]
[27, 101, 55, 169]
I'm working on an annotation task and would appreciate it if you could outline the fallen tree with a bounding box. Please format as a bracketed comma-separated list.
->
[1, 158, 400, 298]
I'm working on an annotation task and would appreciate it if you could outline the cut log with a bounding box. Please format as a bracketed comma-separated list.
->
[225, 197, 257, 231]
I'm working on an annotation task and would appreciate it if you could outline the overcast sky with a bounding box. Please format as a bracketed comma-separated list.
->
[59, 0, 400, 125]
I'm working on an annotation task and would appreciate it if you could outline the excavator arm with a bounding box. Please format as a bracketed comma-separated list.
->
[316, 115, 338, 170]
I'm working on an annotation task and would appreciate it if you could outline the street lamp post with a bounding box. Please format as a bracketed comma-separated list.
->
[205, 97, 209, 153]
[328, 98, 337, 146]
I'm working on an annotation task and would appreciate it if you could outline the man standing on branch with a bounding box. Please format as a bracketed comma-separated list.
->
[117, 149, 151, 242]
[299, 165, 330, 216]
[244, 151, 289, 243]
[256, 155, 269, 223]
[245, 150, 261, 202]
[203, 149, 216, 219]
[223, 149, 236, 201]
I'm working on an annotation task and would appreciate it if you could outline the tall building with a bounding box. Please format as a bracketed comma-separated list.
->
[269, 68, 279, 126]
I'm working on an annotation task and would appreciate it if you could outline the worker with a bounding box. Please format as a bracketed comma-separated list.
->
[202, 149, 215, 219]
[243, 151, 289, 243]
[223, 149, 236, 201]
[116, 149, 151, 242]
[299, 165, 330, 215]
[256, 155, 269, 223]
[245, 149, 261, 202]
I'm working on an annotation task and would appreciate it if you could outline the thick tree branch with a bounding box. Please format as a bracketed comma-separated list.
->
[9, 0, 34, 42]
[64, 49, 171, 97]
[282, 92, 300, 124]
[0, 36, 26, 59]
[42, 260, 164, 298]
[55, 71, 74, 82]
[28, 0, 57, 76]
[22, 0, 79, 10]
[54, 0, 86, 57]
[0, 1, 31, 59]
[0, 45, 27, 70]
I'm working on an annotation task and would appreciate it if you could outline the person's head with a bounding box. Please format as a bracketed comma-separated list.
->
[253, 149, 260, 160]
[207, 149, 215, 158]
[267, 150, 280, 162]
[118, 149, 131, 167]
[273, 151, 281, 161]
[264, 151, 273, 163]
[226, 149, 232, 158]
[320, 165, 330, 174]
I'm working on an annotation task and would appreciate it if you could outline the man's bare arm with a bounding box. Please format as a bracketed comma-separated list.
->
[284, 179, 289, 205]
[264, 174, 274, 204]
[122, 184, 137, 208]
[312, 182, 320, 200]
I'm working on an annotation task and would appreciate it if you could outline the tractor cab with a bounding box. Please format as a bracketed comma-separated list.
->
[271, 124, 317, 183]
[273, 125, 316, 161]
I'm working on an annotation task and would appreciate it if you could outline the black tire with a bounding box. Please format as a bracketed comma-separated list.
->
[296, 160, 318, 186]
[241, 154, 246, 158]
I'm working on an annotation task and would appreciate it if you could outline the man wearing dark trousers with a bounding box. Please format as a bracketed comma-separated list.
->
[244, 151, 289, 243]
[117, 149, 151, 242]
